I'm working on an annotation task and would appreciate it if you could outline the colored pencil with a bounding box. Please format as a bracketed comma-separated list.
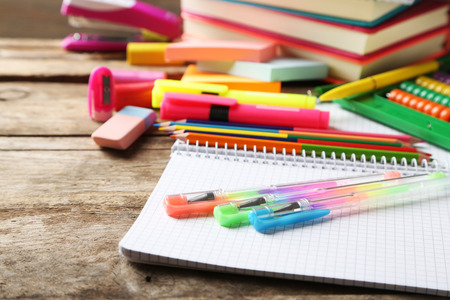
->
[172, 132, 430, 163]
[157, 121, 277, 133]
[173, 129, 422, 154]
[292, 127, 423, 144]
[156, 119, 421, 143]
[160, 125, 411, 147]
[156, 119, 293, 131]
[159, 123, 410, 145]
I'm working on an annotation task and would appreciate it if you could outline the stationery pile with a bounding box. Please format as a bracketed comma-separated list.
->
[65, 0, 450, 296]
[155, 119, 429, 164]
[119, 123, 450, 296]
[179, 0, 450, 81]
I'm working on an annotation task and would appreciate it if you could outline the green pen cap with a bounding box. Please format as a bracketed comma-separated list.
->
[213, 203, 251, 227]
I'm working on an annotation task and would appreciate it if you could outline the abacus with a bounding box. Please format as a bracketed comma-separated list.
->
[336, 69, 450, 150]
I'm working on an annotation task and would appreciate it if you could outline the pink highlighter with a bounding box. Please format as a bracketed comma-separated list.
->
[91, 106, 156, 150]
[88, 66, 166, 121]
[160, 92, 329, 129]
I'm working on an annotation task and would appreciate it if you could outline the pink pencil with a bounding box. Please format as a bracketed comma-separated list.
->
[293, 127, 422, 144]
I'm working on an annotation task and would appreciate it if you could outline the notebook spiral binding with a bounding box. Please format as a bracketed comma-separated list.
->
[172, 139, 449, 175]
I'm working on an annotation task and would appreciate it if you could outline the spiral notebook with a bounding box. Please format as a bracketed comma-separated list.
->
[119, 103, 450, 296]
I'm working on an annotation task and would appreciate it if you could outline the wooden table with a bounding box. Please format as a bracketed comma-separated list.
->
[0, 38, 441, 299]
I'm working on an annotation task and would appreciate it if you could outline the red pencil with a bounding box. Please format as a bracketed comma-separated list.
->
[294, 138, 422, 154]
[174, 129, 429, 156]
[293, 127, 422, 144]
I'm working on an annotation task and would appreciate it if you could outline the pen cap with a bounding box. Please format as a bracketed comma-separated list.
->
[111, 69, 167, 84]
[249, 208, 330, 233]
[88, 66, 115, 122]
[163, 190, 229, 217]
[213, 203, 251, 227]
[115, 82, 154, 111]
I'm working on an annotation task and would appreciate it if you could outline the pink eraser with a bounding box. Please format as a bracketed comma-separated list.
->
[88, 66, 115, 122]
[165, 40, 277, 62]
[91, 106, 156, 150]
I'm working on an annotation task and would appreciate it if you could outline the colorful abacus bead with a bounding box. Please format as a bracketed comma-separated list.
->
[387, 89, 449, 122]
[433, 71, 450, 85]
[415, 76, 450, 96]
[399, 81, 450, 107]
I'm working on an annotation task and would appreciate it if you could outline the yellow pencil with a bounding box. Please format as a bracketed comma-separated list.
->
[320, 56, 450, 101]
[159, 125, 287, 138]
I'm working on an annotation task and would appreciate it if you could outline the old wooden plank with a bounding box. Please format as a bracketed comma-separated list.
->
[0, 38, 187, 81]
[0, 80, 318, 136]
[0, 148, 170, 207]
[1, 206, 397, 299]
[0, 82, 106, 135]
[0, 136, 173, 151]
[0, 82, 169, 135]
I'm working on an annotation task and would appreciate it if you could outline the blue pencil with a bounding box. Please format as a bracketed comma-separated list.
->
[185, 119, 294, 131]
[171, 129, 299, 143]
[155, 119, 293, 131]
[157, 121, 279, 133]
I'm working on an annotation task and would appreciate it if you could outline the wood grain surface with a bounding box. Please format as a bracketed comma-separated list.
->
[0, 1, 444, 298]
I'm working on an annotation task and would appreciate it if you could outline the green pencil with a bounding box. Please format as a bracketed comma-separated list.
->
[286, 133, 405, 147]
[174, 132, 429, 164]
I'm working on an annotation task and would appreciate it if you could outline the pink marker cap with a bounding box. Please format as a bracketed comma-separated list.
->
[88, 66, 115, 122]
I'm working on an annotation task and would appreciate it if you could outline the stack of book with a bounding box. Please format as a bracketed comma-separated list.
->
[180, 0, 450, 81]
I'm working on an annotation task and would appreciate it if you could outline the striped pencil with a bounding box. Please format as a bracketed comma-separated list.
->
[173, 129, 425, 154]
[155, 119, 422, 144]
[160, 125, 413, 147]
[172, 132, 430, 163]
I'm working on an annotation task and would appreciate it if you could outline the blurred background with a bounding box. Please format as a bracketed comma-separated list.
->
[0, 0, 181, 38]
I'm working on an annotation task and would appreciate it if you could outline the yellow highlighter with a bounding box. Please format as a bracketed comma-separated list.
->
[127, 42, 185, 66]
[152, 80, 228, 108]
[152, 79, 317, 108]
[320, 56, 450, 101]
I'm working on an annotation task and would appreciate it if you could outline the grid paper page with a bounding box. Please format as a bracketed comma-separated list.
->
[119, 103, 450, 296]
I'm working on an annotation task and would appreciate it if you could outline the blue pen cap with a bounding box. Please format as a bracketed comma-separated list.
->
[249, 209, 330, 233]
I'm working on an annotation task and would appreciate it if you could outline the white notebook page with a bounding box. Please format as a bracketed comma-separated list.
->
[119, 103, 450, 296]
